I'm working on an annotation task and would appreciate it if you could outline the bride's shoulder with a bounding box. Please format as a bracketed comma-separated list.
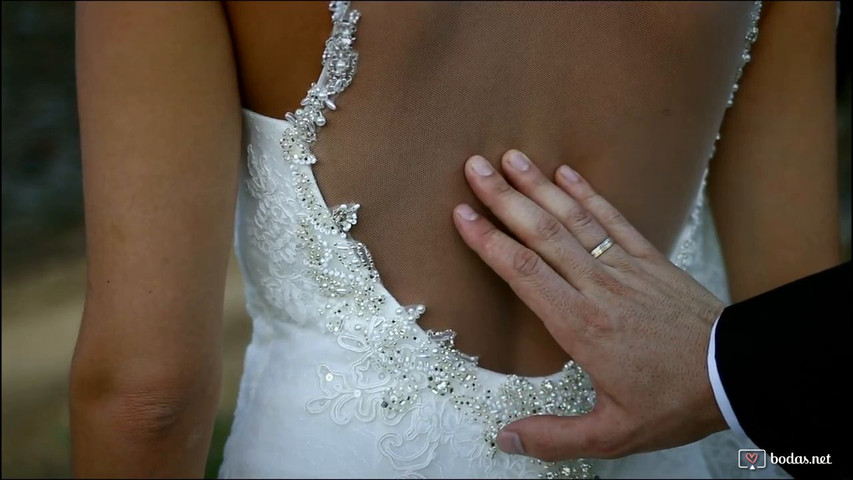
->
[223, 1, 331, 118]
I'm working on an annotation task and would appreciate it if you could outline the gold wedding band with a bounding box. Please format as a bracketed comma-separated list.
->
[590, 237, 614, 259]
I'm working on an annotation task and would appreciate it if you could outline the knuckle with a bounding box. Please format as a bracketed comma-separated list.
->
[603, 208, 628, 228]
[529, 171, 549, 187]
[589, 268, 618, 291]
[481, 226, 505, 253]
[638, 245, 666, 263]
[585, 429, 605, 454]
[606, 280, 630, 298]
[565, 205, 596, 231]
[534, 214, 564, 242]
[597, 435, 626, 459]
[612, 257, 635, 274]
[579, 308, 617, 340]
[492, 178, 515, 199]
[512, 247, 543, 278]
[586, 427, 624, 459]
[582, 190, 603, 204]
[590, 266, 630, 296]
[619, 424, 641, 453]
[529, 428, 573, 463]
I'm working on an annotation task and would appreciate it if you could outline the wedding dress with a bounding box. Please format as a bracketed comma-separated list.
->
[220, 2, 789, 477]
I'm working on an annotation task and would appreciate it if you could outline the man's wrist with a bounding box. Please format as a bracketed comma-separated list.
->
[707, 313, 748, 437]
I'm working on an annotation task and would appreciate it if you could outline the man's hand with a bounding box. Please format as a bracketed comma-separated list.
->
[452, 150, 729, 462]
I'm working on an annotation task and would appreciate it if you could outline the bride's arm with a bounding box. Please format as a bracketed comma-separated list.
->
[70, 2, 241, 477]
[709, 1, 840, 302]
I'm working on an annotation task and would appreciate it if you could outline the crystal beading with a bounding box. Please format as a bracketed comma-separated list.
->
[279, 1, 360, 166]
[726, 2, 762, 108]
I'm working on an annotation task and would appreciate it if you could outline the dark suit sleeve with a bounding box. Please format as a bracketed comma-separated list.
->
[715, 261, 851, 478]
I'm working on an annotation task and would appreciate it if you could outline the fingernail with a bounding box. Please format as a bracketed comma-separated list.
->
[558, 165, 579, 183]
[455, 203, 479, 221]
[469, 155, 494, 176]
[508, 151, 530, 171]
[497, 430, 525, 455]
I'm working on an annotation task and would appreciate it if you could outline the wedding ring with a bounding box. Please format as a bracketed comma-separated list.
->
[590, 237, 614, 259]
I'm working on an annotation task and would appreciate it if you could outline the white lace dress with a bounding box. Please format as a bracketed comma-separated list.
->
[219, 2, 788, 478]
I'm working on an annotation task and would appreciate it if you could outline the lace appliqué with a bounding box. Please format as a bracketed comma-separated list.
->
[244, 143, 325, 325]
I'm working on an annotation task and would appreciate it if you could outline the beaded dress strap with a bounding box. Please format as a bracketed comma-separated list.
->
[279, 1, 360, 166]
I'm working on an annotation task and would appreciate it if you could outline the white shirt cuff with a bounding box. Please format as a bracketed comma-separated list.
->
[707, 315, 748, 438]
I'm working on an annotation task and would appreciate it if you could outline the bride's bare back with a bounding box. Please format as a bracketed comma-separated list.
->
[227, 1, 779, 375]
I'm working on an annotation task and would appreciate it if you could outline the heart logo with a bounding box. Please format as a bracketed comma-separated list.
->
[745, 452, 759, 464]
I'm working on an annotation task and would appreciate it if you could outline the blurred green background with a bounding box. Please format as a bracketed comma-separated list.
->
[1, 2, 850, 478]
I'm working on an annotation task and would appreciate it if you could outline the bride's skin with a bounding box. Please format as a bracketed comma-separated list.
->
[71, 1, 838, 477]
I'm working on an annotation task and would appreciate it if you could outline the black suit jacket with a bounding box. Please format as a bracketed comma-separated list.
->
[715, 261, 851, 478]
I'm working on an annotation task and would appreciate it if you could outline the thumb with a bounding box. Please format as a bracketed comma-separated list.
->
[496, 412, 623, 462]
